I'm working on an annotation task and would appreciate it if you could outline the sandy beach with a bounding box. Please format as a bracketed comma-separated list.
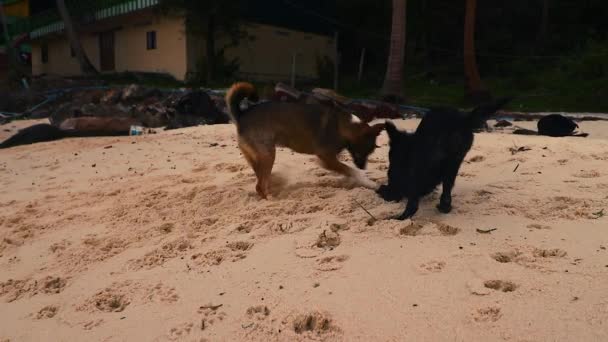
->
[1, 118, 608, 341]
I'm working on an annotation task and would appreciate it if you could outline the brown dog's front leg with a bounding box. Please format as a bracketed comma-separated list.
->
[318, 155, 377, 189]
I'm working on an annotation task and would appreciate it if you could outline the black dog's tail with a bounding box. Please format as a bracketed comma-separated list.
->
[0, 124, 67, 149]
[225, 82, 259, 125]
[468, 97, 513, 128]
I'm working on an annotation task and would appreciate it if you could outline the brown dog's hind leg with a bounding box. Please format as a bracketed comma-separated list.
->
[256, 146, 276, 198]
[239, 142, 267, 199]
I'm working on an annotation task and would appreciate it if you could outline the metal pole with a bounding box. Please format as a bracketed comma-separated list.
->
[357, 47, 366, 84]
[291, 52, 296, 88]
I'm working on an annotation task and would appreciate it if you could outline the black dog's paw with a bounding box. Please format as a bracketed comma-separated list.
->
[377, 185, 402, 202]
[436, 202, 452, 214]
[393, 207, 418, 220]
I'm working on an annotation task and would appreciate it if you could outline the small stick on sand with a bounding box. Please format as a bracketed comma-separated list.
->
[513, 163, 520, 172]
[353, 199, 377, 223]
[200, 304, 223, 311]
[476, 228, 498, 234]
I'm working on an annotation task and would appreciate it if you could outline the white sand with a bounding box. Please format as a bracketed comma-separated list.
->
[1, 118, 608, 341]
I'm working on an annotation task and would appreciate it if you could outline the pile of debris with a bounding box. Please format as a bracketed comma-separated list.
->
[1, 82, 414, 131]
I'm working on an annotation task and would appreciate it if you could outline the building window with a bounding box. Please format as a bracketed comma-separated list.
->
[41, 44, 49, 64]
[146, 31, 157, 50]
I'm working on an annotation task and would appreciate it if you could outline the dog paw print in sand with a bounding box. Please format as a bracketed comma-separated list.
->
[214, 162, 247, 173]
[199, 304, 227, 331]
[527, 223, 552, 230]
[458, 172, 477, 178]
[49, 240, 72, 253]
[533, 248, 567, 258]
[467, 155, 485, 163]
[0, 276, 68, 303]
[167, 322, 194, 341]
[143, 283, 179, 304]
[515, 196, 605, 221]
[316, 255, 350, 272]
[130, 238, 193, 270]
[491, 250, 524, 264]
[484, 280, 518, 293]
[0, 279, 34, 302]
[246, 305, 271, 321]
[35, 305, 59, 319]
[295, 229, 342, 259]
[190, 241, 253, 269]
[491, 247, 567, 272]
[2, 221, 47, 248]
[78, 282, 135, 313]
[399, 220, 460, 237]
[573, 170, 601, 179]
[287, 311, 341, 338]
[270, 218, 313, 234]
[472, 307, 502, 323]
[417, 261, 446, 274]
[83, 319, 105, 331]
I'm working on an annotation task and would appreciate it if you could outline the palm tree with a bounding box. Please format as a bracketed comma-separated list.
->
[381, 0, 407, 102]
[56, 0, 98, 75]
[463, 0, 490, 101]
[537, 0, 549, 46]
[0, 2, 14, 64]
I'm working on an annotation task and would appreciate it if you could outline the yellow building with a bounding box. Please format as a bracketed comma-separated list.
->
[4, 0, 29, 17]
[28, 0, 336, 82]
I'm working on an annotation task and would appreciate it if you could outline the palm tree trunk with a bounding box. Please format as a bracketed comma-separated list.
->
[463, 0, 489, 102]
[381, 0, 407, 101]
[55, 0, 98, 75]
[0, 2, 14, 65]
[537, 0, 549, 46]
[205, 14, 215, 84]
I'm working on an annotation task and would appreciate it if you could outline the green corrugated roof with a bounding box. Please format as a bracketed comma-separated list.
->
[2, 0, 26, 5]
[246, 0, 335, 36]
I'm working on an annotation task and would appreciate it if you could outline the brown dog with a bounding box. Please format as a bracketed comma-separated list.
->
[225, 82, 385, 199]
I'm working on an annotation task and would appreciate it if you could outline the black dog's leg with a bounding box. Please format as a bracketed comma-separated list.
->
[377, 184, 403, 202]
[437, 160, 462, 214]
[395, 197, 420, 220]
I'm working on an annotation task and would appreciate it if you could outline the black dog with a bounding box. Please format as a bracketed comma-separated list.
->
[377, 98, 512, 220]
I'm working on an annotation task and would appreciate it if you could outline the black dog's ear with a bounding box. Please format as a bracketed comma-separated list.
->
[385, 120, 400, 140]
[368, 123, 386, 137]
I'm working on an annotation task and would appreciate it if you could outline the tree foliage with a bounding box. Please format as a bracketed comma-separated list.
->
[160, 0, 249, 84]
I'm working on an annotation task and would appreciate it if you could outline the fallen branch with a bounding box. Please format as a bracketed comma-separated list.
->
[200, 304, 223, 311]
[476, 228, 498, 234]
[353, 199, 377, 222]
[509, 145, 532, 155]
[592, 209, 605, 219]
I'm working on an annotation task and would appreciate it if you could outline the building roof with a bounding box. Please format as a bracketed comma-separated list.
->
[245, 0, 336, 36]
[26, 0, 336, 39]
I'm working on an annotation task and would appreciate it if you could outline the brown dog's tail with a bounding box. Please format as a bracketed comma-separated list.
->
[225, 82, 259, 125]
